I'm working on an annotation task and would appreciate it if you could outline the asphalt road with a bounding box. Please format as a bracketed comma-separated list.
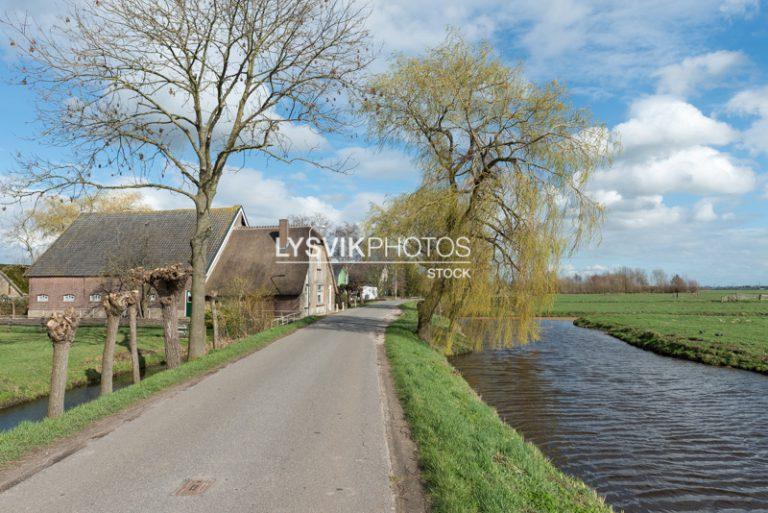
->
[0, 302, 401, 513]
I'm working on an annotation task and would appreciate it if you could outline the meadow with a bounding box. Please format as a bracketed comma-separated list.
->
[544, 290, 768, 373]
[0, 324, 167, 408]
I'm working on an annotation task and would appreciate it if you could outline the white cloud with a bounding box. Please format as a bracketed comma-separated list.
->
[138, 166, 390, 225]
[366, 0, 499, 54]
[692, 199, 718, 222]
[726, 86, 768, 155]
[728, 85, 768, 116]
[603, 195, 684, 229]
[597, 95, 754, 205]
[719, 0, 760, 18]
[590, 189, 622, 208]
[335, 146, 416, 180]
[615, 96, 737, 157]
[596, 145, 755, 196]
[139, 167, 344, 225]
[654, 50, 747, 97]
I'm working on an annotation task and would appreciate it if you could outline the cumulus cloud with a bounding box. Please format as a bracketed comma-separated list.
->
[138, 166, 391, 226]
[614, 96, 737, 157]
[726, 85, 768, 155]
[587, 90, 755, 247]
[654, 50, 747, 97]
[140, 167, 343, 225]
[596, 145, 755, 196]
[602, 195, 684, 229]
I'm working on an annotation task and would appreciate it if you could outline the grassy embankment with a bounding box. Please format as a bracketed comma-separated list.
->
[0, 316, 316, 468]
[544, 291, 768, 373]
[386, 303, 613, 513]
[0, 325, 168, 408]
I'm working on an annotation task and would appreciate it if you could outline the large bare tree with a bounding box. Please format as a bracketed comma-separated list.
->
[1, 0, 370, 359]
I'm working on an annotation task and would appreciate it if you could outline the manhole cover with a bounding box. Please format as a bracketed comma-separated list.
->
[174, 479, 215, 496]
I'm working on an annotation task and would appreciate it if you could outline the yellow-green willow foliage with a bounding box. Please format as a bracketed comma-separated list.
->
[362, 34, 615, 353]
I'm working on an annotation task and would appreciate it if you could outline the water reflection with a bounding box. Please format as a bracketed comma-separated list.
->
[0, 366, 163, 431]
[451, 320, 768, 513]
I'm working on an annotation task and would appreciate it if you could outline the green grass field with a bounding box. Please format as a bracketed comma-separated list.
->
[387, 303, 613, 513]
[543, 290, 768, 373]
[0, 324, 167, 408]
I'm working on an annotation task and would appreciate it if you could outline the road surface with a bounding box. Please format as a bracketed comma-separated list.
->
[0, 302, 402, 513]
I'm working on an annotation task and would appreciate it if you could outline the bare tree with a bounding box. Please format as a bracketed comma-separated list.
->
[45, 309, 80, 418]
[652, 269, 669, 292]
[142, 264, 193, 369]
[3, 209, 41, 263]
[670, 274, 687, 298]
[2, 0, 371, 360]
[101, 291, 130, 395]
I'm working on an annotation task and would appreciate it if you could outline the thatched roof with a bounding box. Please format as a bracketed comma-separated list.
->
[28, 207, 244, 277]
[207, 226, 313, 297]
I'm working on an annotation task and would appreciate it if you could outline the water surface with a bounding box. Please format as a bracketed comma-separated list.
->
[0, 366, 163, 431]
[451, 320, 768, 513]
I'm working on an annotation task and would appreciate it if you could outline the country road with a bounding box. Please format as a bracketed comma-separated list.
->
[0, 302, 404, 513]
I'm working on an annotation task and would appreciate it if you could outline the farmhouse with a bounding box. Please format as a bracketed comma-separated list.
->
[26, 207, 336, 319]
[0, 270, 25, 298]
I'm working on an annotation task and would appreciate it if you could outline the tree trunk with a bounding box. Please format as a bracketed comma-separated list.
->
[128, 303, 140, 384]
[211, 297, 220, 350]
[101, 314, 120, 395]
[417, 278, 446, 341]
[48, 341, 71, 418]
[161, 295, 182, 369]
[188, 207, 211, 360]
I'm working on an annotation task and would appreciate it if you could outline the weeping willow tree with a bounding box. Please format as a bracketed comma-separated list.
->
[362, 35, 614, 352]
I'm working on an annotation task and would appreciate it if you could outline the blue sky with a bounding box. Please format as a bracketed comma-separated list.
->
[0, 0, 766, 285]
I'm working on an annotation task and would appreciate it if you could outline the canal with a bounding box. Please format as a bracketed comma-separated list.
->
[0, 366, 163, 431]
[450, 320, 768, 513]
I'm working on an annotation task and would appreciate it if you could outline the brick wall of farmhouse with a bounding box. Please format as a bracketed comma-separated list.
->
[28, 276, 188, 319]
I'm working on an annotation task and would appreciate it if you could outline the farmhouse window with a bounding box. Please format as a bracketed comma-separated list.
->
[37, 294, 48, 302]
[90, 293, 102, 302]
[63, 294, 75, 303]
[317, 284, 324, 305]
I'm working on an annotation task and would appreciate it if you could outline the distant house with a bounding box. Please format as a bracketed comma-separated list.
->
[0, 270, 25, 298]
[26, 208, 336, 319]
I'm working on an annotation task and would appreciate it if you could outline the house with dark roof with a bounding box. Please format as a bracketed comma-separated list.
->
[0, 270, 25, 298]
[26, 208, 337, 319]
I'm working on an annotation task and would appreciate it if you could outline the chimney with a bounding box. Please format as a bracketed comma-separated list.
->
[278, 218, 289, 248]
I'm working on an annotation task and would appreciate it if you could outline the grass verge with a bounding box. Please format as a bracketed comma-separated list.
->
[574, 317, 768, 373]
[0, 316, 317, 469]
[386, 303, 613, 513]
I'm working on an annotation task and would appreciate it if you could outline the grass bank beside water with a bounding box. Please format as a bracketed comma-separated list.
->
[0, 316, 316, 469]
[545, 291, 768, 373]
[386, 303, 613, 513]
